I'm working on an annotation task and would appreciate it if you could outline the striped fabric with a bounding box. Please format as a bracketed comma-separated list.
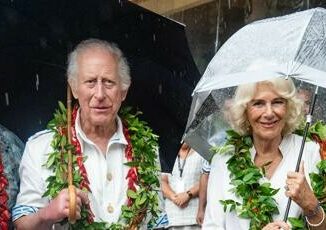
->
[152, 212, 169, 229]
[12, 205, 39, 221]
[201, 160, 211, 174]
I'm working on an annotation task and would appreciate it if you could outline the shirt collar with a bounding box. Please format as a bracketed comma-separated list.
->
[74, 109, 128, 150]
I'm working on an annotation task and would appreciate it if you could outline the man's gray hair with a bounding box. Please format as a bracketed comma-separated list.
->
[67, 38, 131, 90]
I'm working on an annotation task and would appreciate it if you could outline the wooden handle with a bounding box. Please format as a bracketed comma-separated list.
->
[68, 184, 77, 224]
[129, 209, 146, 229]
[66, 85, 77, 224]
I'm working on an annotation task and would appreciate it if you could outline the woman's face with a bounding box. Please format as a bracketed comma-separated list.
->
[246, 84, 287, 142]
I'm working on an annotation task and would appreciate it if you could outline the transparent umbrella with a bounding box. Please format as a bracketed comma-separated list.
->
[183, 7, 326, 223]
[183, 7, 326, 161]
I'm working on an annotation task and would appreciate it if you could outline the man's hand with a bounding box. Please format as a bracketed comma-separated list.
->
[42, 188, 89, 224]
[14, 188, 90, 230]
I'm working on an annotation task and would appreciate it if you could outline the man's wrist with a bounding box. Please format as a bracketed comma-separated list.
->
[37, 207, 57, 228]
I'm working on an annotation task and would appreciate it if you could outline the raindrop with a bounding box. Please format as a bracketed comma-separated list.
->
[125, 33, 129, 39]
[140, 13, 143, 21]
[39, 120, 42, 125]
[35, 73, 40, 91]
[153, 33, 156, 42]
[40, 38, 47, 48]
[158, 84, 162, 95]
[4, 92, 9, 106]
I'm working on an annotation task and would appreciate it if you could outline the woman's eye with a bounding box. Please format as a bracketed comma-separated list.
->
[252, 101, 264, 107]
[273, 99, 286, 105]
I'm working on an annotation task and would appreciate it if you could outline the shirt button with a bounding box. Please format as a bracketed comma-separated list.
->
[107, 203, 114, 213]
[106, 172, 113, 181]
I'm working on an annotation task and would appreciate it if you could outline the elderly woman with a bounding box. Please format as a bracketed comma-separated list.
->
[202, 78, 325, 229]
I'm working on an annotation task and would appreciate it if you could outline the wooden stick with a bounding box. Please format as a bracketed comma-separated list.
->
[67, 84, 76, 224]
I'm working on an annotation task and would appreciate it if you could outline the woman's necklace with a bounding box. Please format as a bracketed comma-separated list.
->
[254, 153, 282, 179]
[212, 130, 279, 230]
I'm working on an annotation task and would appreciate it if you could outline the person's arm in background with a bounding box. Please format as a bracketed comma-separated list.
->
[161, 173, 199, 208]
[197, 159, 211, 225]
[174, 182, 199, 208]
[196, 172, 209, 225]
[161, 174, 176, 203]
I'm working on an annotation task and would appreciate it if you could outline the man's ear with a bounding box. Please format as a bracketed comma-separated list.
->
[121, 89, 128, 101]
[69, 82, 78, 99]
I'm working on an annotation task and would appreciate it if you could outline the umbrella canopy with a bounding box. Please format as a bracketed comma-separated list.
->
[183, 7, 326, 160]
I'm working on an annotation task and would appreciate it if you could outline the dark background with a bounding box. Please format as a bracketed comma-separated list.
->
[0, 0, 200, 172]
[1, 0, 325, 171]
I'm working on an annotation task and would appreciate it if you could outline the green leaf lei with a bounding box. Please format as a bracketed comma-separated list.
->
[44, 102, 160, 229]
[292, 120, 326, 230]
[212, 130, 279, 230]
[213, 121, 326, 230]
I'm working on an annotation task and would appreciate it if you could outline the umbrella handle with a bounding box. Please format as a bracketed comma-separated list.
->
[283, 86, 319, 222]
[68, 184, 77, 224]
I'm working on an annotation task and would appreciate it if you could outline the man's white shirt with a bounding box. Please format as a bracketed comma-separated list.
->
[13, 112, 130, 228]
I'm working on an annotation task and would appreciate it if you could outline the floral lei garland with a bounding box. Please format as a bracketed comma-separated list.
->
[0, 154, 9, 230]
[44, 102, 160, 229]
[213, 130, 279, 230]
[213, 120, 326, 230]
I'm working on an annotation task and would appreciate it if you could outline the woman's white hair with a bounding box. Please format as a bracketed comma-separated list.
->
[226, 77, 304, 136]
[67, 38, 131, 90]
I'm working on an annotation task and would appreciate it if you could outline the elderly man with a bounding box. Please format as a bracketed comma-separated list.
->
[12, 39, 160, 229]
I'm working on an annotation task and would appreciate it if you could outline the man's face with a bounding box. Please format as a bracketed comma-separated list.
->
[72, 48, 127, 129]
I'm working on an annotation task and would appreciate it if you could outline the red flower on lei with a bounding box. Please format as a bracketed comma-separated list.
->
[312, 134, 326, 160]
[0, 154, 9, 230]
[70, 106, 139, 222]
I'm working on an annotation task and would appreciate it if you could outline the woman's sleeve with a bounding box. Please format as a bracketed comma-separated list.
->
[304, 141, 321, 184]
[202, 153, 227, 229]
